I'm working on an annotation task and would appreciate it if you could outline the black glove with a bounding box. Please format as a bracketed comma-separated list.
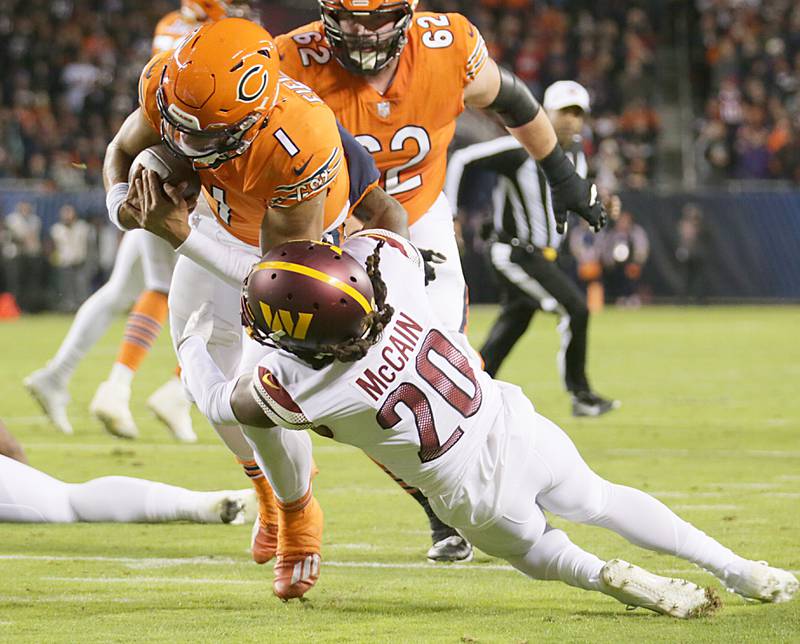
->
[418, 248, 446, 285]
[540, 145, 607, 234]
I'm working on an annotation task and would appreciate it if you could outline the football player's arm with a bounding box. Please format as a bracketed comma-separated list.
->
[336, 121, 409, 238]
[260, 192, 325, 253]
[103, 108, 162, 230]
[0, 419, 27, 464]
[354, 187, 409, 239]
[176, 305, 276, 428]
[464, 59, 606, 233]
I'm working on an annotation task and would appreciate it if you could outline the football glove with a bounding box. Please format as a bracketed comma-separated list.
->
[540, 145, 607, 234]
[419, 248, 446, 285]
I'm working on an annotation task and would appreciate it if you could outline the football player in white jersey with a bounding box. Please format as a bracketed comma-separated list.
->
[175, 231, 797, 613]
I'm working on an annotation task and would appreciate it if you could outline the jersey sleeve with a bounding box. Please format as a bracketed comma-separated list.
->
[449, 13, 490, 87]
[137, 52, 170, 133]
[347, 230, 425, 277]
[275, 22, 326, 82]
[337, 121, 380, 211]
[250, 364, 313, 430]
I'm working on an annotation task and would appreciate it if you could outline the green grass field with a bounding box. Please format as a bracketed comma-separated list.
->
[1, 306, 798, 643]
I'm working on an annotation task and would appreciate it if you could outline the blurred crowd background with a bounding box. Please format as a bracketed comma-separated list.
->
[0, 0, 798, 313]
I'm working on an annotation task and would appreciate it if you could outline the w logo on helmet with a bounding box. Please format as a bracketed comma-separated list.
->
[259, 302, 314, 340]
[237, 65, 270, 103]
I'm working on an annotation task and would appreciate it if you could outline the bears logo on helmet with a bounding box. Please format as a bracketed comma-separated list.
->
[319, 0, 419, 75]
[242, 241, 375, 355]
[156, 18, 280, 169]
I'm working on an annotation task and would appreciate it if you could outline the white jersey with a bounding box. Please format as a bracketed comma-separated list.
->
[251, 231, 503, 497]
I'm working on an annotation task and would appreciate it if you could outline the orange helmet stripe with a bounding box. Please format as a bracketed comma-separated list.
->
[254, 260, 373, 314]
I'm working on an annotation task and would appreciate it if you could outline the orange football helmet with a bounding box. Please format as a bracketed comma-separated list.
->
[181, 0, 254, 22]
[319, 0, 419, 75]
[156, 18, 280, 169]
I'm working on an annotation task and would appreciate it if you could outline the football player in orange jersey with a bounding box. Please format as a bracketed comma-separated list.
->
[103, 18, 407, 600]
[276, 0, 607, 563]
[22, 3, 261, 442]
[153, 0, 256, 53]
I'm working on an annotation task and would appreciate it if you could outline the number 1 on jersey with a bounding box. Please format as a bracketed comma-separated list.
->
[211, 186, 232, 225]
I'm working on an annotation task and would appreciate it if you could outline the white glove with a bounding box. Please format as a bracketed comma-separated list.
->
[178, 302, 215, 350]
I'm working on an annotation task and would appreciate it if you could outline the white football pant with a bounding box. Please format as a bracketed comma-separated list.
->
[169, 203, 313, 503]
[408, 192, 468, 334]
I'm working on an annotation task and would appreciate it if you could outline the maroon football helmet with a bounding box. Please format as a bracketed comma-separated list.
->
[242, 240, 376, 356]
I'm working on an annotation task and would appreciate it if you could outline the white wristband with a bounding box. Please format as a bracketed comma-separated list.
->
[106, 183, 130, 231]
[176, 228, 260, 288]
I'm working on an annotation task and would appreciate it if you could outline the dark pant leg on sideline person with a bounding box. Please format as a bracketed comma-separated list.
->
[482, 244, 591, 393]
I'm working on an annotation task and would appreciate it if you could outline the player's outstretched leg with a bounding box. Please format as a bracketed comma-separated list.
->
[243, 425, 322, 600]
[532, 414, 798, 604]
[504, 525, 720, 618]
[25, 232, 144, 435]
[0, 455, 255, 524]
[68, 476, 254, 524]
[90, 289, 169, 439]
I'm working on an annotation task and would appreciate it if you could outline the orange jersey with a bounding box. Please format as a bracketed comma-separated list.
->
[152, 11, 201, 55]
[138, 53, 350, 247]
[276, 12, 489, 225]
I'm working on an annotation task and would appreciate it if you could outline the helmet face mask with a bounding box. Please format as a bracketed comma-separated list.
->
[320, 1, 415, 75]
[155, 19, 279, 170]
[157, 86, 262, 169]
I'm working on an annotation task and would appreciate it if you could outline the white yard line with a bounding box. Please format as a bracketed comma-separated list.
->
[0, 554, 793, 584]
[672, 504, 739, 511]
[606, 448, 800, 459]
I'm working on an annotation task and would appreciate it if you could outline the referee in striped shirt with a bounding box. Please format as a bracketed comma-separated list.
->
[446, 81, 619, 417]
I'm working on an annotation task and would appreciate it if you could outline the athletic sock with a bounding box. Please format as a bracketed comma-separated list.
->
[115, 290, 168, 374]
[507, 526, 605, 592]
[109, 363, 134, 387]
[239, 458, 278, 528]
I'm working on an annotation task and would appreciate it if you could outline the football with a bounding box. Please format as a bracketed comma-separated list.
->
[128, 143, 201, 201]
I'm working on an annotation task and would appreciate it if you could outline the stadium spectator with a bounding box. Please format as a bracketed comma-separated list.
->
[599, 210, 649, 307]
[0, 1, 661, 188]
[675, 202, 710, 304]
[696, 0, 800, 181]
[50, 204, 92, 312]
[3, 201, 44, 312]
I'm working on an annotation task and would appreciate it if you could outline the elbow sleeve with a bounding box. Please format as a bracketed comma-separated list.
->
[488, 67, 541, 128]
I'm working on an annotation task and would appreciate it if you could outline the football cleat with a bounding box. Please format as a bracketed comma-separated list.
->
[24, 369, 73, 435]
[90, 380, 138, 439]
[273, 493, 323, 600]
[427, 535, 474, 563]
[251, 514, 278, 564]
[600, 559, 721, 619]
[572, 391, 620, 417]
[722, 560, 798, 604]
[147, 376, 198, 443]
